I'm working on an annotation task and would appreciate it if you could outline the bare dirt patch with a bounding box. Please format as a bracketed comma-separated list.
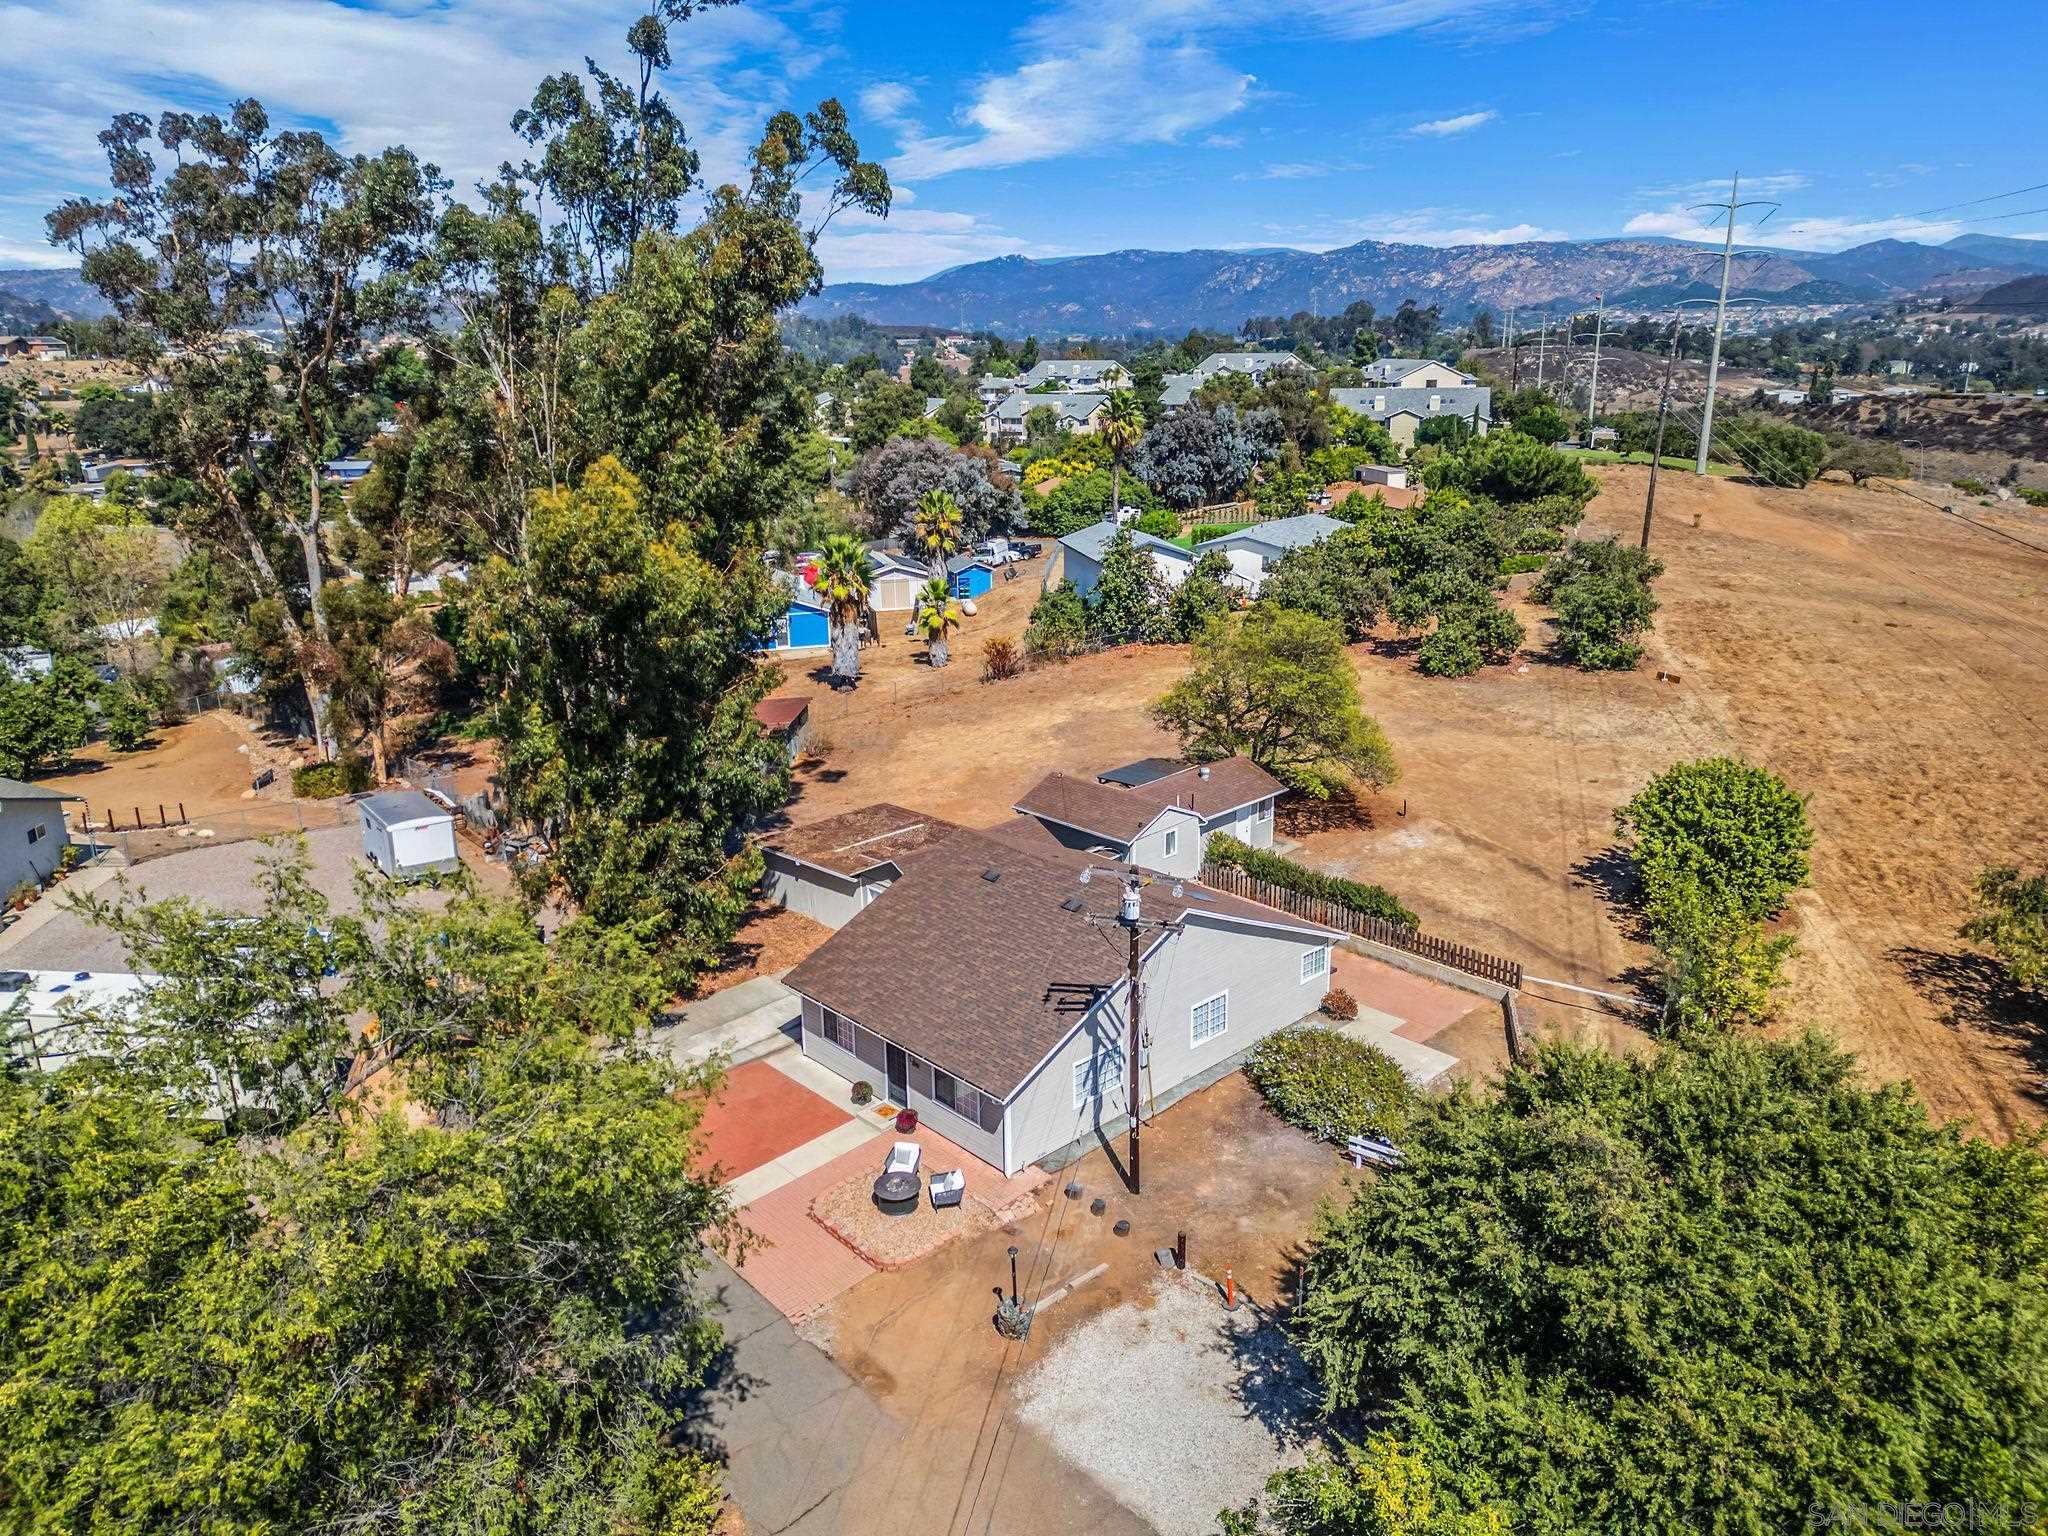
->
[781, 470, 2048, 1136]
[39, 711, 308, 828]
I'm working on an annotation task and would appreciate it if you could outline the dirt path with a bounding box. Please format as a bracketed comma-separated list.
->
[779, 473, 2048, 1137]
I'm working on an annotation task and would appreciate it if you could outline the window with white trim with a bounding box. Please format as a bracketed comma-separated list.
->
[26, 823, 47, 845]
[933, 1067, 981, 1123]
[1257, 797, 1273, 824]
[1163, 827, 1179, 857]
[1073, 1042, 1125, 1109]
[1191, 991, 1228, 1046]
[818, 1008, 853, 1052]
[1301, 944, 1330, 984]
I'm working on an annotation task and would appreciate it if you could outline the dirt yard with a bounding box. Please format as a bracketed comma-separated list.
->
[780, 472, 2048, 1138]
[38, 710, 310, 829]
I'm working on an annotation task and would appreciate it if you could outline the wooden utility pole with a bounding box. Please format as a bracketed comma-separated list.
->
[1124, 889, 1144, 1192]
[1643, 321, 1681, 549]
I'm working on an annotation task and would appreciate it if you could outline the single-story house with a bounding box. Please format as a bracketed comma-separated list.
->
[320, 457, 373, 484]
[1012, 755, 1285, 876]
[761, 803, 964, 928]
[1056, 518, 1192, 601]
[985, 389, 1107, 444]
[753, 695, 813, 762]
[1, 648, 53, 682]
[1329, 386, 1492, 449]
[1356, 358, 1477, 389]
[1190, 350, 1308, 383]
[80, 457, 160, 484]
[4, 970, 153, 1075]
[785, 826, 1343, 1175]
[1195, 512, 1348, 596]
[947, 553, 996, 598]
[0, 777, 80, 894]
[0, 336, 68, 360]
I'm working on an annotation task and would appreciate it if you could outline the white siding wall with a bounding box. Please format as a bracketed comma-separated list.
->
[1202, 798, 1275, 851]
[1063, 550, 1105, 600]
[1001, 916, 1331, 1172]
[798, 997, 1005, 1169]
[872, 572, 922, 612]
[0, 799, 72, 892]
[1125, 810, 1203, 878]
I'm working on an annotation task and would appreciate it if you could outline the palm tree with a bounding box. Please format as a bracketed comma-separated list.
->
[913, 488, 962, 578]
[913, 576, 962, 669]
[812, 534, 874, 688]
[1101, 390, 1145, 522]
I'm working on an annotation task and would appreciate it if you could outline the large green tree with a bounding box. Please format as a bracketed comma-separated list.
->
[1295, 1031, 2048, 1536]
[1, 851, 732, 1533]
[1154, 608, 1397, 796]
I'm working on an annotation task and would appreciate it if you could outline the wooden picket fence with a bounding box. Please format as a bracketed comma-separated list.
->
[1200, 861, 1523, 991]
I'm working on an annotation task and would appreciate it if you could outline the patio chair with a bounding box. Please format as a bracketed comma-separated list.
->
[872, 1140, 923, 1212]
[884, 1140, 922, 1178]
[928, 1168, 966, 1210]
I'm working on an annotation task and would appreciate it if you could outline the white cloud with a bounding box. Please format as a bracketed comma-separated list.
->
[858, 81, 915, 126]
[1619, 205, 2015, 252]
[0, 233, 75, 268]
[1634, 171, 1810, 200]
[1266, 208, 1570, 248]
[1202, 133, 1246, 150]
[1251, 162, 1340, 181]
[1409, 109, 1496, 138]
[812, 201, 1070, 282]
[887, 0, 1573, 180]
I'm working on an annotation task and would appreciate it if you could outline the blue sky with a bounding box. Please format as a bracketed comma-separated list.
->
[1, 0, 2043, 284]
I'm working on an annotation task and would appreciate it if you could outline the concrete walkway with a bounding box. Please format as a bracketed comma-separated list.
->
[648, 971, 802, 1068]
[691, 1251, 893, 1535]
[0, 854, 126, 958]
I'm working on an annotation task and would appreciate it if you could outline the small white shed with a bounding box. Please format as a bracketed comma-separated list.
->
[358, 790, 460, 880]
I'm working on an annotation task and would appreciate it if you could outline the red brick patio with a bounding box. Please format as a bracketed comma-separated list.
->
[1330, 950, 1481, 1041]
[691, 1058, 854, 1180]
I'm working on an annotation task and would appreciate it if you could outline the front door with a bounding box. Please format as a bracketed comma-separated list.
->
[885, 1042, 909, 1107]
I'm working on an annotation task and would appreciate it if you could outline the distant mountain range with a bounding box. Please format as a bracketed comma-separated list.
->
[0, 267, 111, 329]
[801, 234, 2048, 337]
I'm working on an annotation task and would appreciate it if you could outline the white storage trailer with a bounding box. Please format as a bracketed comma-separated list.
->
[357, 790, 459, 879]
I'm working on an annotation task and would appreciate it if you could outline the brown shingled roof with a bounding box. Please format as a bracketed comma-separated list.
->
[1012, 771, 1181, 845]
[783, 828, 1340, 1099]
[752, 695, 811, 733]
[1127, 757, 1285, 819]
[765, 803, 963, 877]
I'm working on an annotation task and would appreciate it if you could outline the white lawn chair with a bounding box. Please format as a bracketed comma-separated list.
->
[884, 1140, 922, 1178]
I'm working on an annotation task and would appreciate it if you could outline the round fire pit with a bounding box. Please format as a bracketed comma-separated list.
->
[872, 1171, 919, 1213]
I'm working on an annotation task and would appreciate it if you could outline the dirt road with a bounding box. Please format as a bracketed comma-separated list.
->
[781, 474, 2048, 1137]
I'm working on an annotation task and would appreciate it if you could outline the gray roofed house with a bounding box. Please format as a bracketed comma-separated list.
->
[1195, 513, 1350, 596]
[1157, 372, 1200, 411]
[1018, 358, 1130, 391]
[1055, 518, 1192, 601]
[922, 395, 946, 418]
[1190, 350, 1309, 382]
[984, 389, 1107, 443]
[1330, 385, 1492, 448]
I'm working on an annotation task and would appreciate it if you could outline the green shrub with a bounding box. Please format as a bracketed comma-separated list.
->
[1130, 507, 1180, 539]
[1188, 521, 1250, 544]
[1206, 833, 1415, 926]
[1952, 476, 1990, 496]
[1501, 553, 1549, 576]
[292, 757, 372, 799]
[1417, 604, 1523, 676]
[1245, 1025, 1412, 1142]
[1533, 537, 1662, 671]
[1618, 757, 1812, 922]
[1023, 581, 1089, 662]
[2017, 486, 2048, 508]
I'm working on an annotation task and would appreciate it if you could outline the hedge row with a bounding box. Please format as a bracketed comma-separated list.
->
[1206, 833, 1416, 927]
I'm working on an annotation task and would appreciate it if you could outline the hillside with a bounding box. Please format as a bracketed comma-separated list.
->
[0, 266, 115, 322]
[803, 234, 2027, 337]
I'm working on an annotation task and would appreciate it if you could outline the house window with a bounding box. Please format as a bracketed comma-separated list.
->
[27, 823, 48, 845]
[1073, 1042, 1125, 1109]
[1301, 945, 1330, 985]
[1163, 828, 1179, 858]
[819, 1008, 853, 1052]
[1257, 798, 1273, 824]
[1191, 991, 1229, 1046]
[933, 1068, 982, 1123]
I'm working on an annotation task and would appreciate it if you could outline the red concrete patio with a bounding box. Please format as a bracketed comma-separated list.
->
[1331, 950, 1483, 1041]
[691, 1058, 854, 1180]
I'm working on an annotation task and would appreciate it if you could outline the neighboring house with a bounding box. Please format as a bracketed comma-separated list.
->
[1013, 754, 1285, 876]
[1017, 359, 1131, 392]
[1763, 388, 1806, 406]
[752, 570, 832, 654]
[0, 777, 80, 895]
[1, 648, 54, 682]
[1888, 360, 1914, 376]
[5, 970, 153, 1074]
[1056, 519, 1193, 600]
[1329, 386, 1492, 448]
[922, 395, 946, 420]
[320, 457, 373, 484]
[985, 389, 1107, 444]
[1157, 372, 1200, 412]
[761, 803, 963, 928]
[0, 336, 69, 360]
[1195, 512, 1348, 595]
[946, 553, 996, 598]
[865, 548, 933, 614]
[752, 695, 812, 763]
[1189, 351, 1309, 383]
[785, 826, 1342, 1175]
[80, 457, 160, 484]
[1356, 358, 1477, 389]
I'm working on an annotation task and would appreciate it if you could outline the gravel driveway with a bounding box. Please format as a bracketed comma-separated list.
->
[1012, 1267, 1320, 1534]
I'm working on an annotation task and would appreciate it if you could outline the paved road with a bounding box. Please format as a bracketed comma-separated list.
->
[691, 1251, 894, 1535]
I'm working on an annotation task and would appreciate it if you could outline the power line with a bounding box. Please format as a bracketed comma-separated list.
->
[1911, 180, 2048, 217]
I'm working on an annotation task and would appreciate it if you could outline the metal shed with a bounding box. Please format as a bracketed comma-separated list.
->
[357, 790, 459, 880]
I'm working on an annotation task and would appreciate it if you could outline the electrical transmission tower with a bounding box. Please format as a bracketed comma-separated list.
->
[1690, 173, 1782, 474]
